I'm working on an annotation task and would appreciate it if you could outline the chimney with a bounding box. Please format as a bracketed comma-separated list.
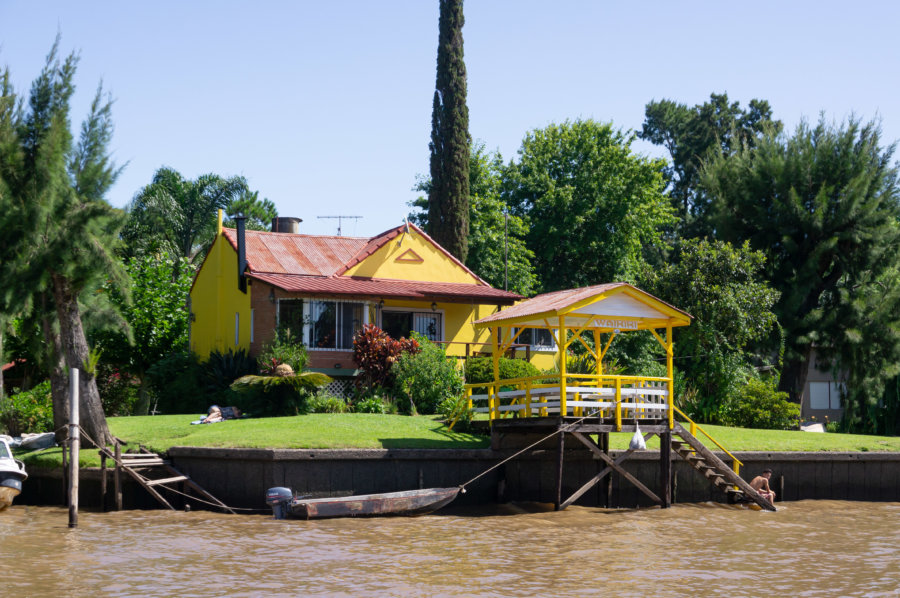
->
[235, 216, 247, 294]
[272, 217, 302, 234]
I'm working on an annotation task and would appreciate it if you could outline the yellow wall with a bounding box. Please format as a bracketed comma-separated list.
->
[343, 230, 482, 284]
[190, 233, 252, 358]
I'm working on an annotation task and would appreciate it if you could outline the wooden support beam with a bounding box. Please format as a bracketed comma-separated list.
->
[560, 436, 648, 510]
[601, 432, 612, 508]
[570, 431, 662, 505]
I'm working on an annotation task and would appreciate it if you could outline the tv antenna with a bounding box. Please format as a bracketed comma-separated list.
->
[317, 215, 362, 236]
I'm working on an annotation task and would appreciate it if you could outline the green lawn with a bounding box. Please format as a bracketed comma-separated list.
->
[15, 413, 900, 469]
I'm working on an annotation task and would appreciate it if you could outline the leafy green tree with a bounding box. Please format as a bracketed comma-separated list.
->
[224, 189, 278, 231]
[640, 93, 781, 238]
[504, 119, 675, 292]
[0, 40, 125, 445]
[640, 239, 780, 422]
[122, 167, 247, 262]
[703, 116, 900, 426]
[412, 142, 536, 295]
[92, 252, 193, 414]
[427, 0, 470, 262]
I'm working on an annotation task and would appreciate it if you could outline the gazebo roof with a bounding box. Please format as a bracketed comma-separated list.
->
[474, 283, 691, 331]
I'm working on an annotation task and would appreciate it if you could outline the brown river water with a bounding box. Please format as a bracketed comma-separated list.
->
[2, 501, 899, 597]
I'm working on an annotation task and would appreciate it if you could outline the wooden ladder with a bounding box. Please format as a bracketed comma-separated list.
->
[101, 445, 236, 514]
[671, 423, 776, 511]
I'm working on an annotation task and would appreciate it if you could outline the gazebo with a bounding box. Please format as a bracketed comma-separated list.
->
[464, 283, 776, 512]
[467, 282, 691, 429]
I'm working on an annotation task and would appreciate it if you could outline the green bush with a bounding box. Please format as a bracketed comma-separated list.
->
[464, 356, 540, 388]
[308, 392, 350, 414]
[392, 334, 465, 414]
[0, 381, 53, 435]
[721, 377, 800, 430]
[146, 352, 208, 414]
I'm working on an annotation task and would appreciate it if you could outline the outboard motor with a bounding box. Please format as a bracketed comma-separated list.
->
[266, 487, 294, 519]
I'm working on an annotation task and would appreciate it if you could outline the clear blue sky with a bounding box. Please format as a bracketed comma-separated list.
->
[2, 1, 897, 237]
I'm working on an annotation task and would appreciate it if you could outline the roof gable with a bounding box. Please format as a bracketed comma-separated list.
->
[474, 283, 691, 330]
[340, 223, 486, 285]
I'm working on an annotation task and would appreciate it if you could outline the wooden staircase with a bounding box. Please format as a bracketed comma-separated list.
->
[671, 423, 775, 511]
[101, 445, 235, 514]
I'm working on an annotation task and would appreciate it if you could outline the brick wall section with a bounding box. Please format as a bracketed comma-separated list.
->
[249, 281, 356, 370]
[248, 280, 278, 357]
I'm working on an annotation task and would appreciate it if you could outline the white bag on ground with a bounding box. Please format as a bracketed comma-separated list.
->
[629, 421, 647, 450]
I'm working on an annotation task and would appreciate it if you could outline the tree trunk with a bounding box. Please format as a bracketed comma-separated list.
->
[41, 306, 70, 445]
[51, 274, 114, 447]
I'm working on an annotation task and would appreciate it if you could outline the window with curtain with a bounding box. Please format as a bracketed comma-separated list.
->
[309, 300, 364, 350]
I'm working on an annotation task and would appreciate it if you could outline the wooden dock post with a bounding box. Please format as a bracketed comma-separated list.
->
[114, 442, 123, 511]
[601, 432, 612, 507]
[67, 368, 79, 528]
[100, 451, 108, 512]
[660, 429, 672, 508]
[555, 429, 565, 510]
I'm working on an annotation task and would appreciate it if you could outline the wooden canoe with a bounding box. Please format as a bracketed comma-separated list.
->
[289, 487, 461, 519]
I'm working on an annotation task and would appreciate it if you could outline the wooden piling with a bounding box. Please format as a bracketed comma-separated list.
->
[114, 442, 123, 511]
[555, 430, 565, 510]
[100, 451, 108, 511]
[660, 429, 672, 508]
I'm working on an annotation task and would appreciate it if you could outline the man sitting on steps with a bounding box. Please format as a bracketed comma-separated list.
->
[750, 469, 776, 502]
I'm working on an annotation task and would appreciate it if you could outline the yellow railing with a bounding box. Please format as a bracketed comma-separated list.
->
[465, 373, 673, 430]
[671, 404, 742, 476]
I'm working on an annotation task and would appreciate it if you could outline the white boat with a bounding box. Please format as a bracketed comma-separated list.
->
[0, 438, 27, 510]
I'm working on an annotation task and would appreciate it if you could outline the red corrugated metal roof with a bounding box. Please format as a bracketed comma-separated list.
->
[248, 273, 521, 304]
[222, 228, 370, 276]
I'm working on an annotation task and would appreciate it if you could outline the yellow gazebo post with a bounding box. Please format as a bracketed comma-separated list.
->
[558, 315, 567, 417]
[666, 323, 674, 429]
[491, 325, 500, 421]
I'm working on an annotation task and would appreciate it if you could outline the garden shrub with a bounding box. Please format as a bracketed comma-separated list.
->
[146, 352, 208, 414]
[308, 391, 350, 413]
[352, 389, 397, 414]
[353, 324, 419, 390]
[392, 334, 464, 415]
[721, 377, 800, 430]
[257, 328, 309, 373]
[204, 348, 257, 393]
[0, 381, 53, 435]
[464, 356, 540, 389]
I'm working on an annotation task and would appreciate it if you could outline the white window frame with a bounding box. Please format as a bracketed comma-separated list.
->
[809, 381, 842, 410]
[234, 312, 240, 347]
[306, 298, 368, 352]
[513, 327, 557, 352]
[250, 308, 255, 343]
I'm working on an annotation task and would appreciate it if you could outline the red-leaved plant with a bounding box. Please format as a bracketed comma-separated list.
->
[352, 324, 420, 390]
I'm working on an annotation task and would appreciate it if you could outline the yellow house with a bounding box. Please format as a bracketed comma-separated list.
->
[190, 215, 538, 391]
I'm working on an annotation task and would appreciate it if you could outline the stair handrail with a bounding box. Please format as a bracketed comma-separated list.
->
[671, 404, 743, 475]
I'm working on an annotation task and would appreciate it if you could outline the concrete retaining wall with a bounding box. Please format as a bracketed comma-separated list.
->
[18, 449, 900, 511]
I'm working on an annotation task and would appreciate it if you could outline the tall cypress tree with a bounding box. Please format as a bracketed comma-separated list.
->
[428, 0, 470, 261]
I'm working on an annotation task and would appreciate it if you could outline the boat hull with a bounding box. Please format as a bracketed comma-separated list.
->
[0, 472, 26, 511]
[271, 487, 461, 520]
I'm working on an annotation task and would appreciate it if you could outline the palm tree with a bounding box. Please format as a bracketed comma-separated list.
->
[123, 167, 248, 263]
